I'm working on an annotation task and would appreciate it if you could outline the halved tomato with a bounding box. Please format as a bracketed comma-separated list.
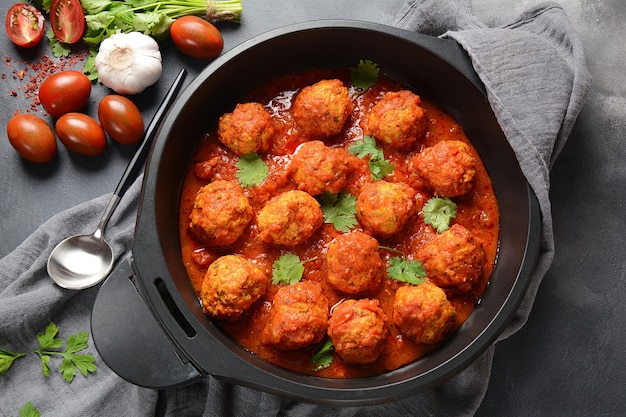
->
[49, 0, 85, 44]
[5, 4, 45, 48]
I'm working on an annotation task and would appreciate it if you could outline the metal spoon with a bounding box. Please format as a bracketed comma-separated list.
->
[47, 68, 187, 290]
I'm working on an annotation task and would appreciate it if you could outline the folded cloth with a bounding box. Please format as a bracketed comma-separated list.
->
[0, 1, 590, 416]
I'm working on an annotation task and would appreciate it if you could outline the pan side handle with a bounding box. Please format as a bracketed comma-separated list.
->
[91, 254, 204, 389]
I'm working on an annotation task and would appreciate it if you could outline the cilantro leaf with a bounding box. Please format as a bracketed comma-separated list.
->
[318, 191, 358, 232]
[422, 197, 457, 233]
[236, 153, 269, 188]
[272, 254, 306, 285]
[387, 257, 426, 285]
[0, 348, 26, 375]
[350, 59, 380, 92]
[312, 338, 335, 371]
[19, 402, 40, 417]
[348, 136, 394, 181]
[36, 322, 64, 350]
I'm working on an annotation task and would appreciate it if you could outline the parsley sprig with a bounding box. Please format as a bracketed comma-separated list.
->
[350, 59, 380, 92]
[348, 136, 394, 181]
[271, 254, 317, 285]
[387, 257, 426, 285]
[312, 338, 335, 371]
[423, 197, 457, 233]
[0, 349, 26, 375]
[318, 191, 358, 232]
[33, 322, 97, 383]
[236, 152, 269, 188]
[19, 402, 40, 417]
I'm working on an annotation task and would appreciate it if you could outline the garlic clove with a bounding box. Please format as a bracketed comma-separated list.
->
[95, 31, 163, 95]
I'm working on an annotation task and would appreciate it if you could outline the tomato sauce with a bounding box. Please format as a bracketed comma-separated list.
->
[178, 69, 499, 378]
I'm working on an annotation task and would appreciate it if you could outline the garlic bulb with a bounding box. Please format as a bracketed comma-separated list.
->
[95, 31, 163, 95]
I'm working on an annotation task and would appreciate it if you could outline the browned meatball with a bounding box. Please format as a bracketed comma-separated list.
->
[366, 90, 428, 149]
[256, 190, 324, 246]
[414, 140, 476, 197]
[289, 140, 352, 196]
[392, 282, 457, 344]
[328, 298, 388, 365]
[261, 280, 329, 351]
[217, 102, 275, 155]
[188, 180, 253, 246]
[291, 79, 353, 139]
[356, 180, 417, 238]
[201, 255, 268, 322]
[325, 231, 383, 295]
[417, 224, 485, 294]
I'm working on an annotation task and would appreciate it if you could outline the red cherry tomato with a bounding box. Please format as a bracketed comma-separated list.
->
[55, 113, 107, 156]
[49, 0, 85, 44]
[6, 114, 57, 163]
[170, 16, 224, 60]
[5, 3, 45, 48]
[39, 70, 91, 117]
[98, 95, 145, 145]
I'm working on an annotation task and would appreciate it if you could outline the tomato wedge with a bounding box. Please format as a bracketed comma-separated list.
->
[5, 4, 45, 48]
[49, 0, 85, 44]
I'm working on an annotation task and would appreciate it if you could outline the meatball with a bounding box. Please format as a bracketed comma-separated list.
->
[261, 280, 329, 351]
[356, 181, 417, 238]
[366, 90, 428, 149]
[201, 255, 268, 322]
[414, 140, 476, 197]
[217, 102, 275, 155]
[289, 140, 352, 196]
[328, 298, 388, 365]
[392, 282, 457, 344]
[417, 224, 485, 294]
[325, 231, 383, 295]
[188, 180, 253, 246]
[291, 79, 353, 139]
[256, 190, 324, 246]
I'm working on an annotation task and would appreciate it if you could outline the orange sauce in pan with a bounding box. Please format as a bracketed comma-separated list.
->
[178, 69, 499, 378]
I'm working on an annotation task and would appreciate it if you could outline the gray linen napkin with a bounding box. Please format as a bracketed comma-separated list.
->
[0, 1, 590, 416]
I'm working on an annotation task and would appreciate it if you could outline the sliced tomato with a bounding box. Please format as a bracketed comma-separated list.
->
[5, 4, 46, 48]
[49, 0, 85, 44]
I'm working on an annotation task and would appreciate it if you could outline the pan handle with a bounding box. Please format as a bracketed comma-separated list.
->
[91, 254, 203, 389]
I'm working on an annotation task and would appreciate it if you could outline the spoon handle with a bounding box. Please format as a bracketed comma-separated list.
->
[114, 68, 187, 199]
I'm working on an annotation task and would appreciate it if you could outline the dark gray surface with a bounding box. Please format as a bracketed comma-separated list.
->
[1, 0, 624, 415]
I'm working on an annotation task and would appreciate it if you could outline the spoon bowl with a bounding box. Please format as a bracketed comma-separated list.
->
[46, 69, 187, 290]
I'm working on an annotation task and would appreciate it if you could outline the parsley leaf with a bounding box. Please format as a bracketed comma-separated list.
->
[318, 191, 358, 232]
[0, 348, 26, 375]
[387, 257, 426, 285]
[422, 197, 457, 233]
[350, 59, 380, 92]
[272, 254, 306, 285]
[312, 338, 335, 371]
[348, 136, 394, 181]
[33, 322, 97, 383]
[236, 152, 269, 188]
[19, 402, 40, 417]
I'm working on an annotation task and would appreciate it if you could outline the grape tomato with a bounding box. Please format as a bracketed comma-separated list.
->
[170, 16, 224, 60]
[39, 70, 91, 118]
[55, 113, 107, 156]
[50, 0, 85, 44]
[98, 95, 145, 145]
[7, 114, 57, 163]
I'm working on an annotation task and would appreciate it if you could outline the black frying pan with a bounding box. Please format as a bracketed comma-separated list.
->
[91, 20, 541, 406]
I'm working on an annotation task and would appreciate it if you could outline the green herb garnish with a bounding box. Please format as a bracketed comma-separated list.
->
[318, 191, 358, 232]
[422, 197, 457, 233]
[271, 254, 318, 286]
[350, 59, 380, 92]
[312, 338, 335, 371]
[387, 257, 426, 285]
[348, 136, 394, 180]
[19, 402, 40, 417]
[0, 348, 26, 375]
[33, 322, 97, 383]
[236, 152, 269, 188]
